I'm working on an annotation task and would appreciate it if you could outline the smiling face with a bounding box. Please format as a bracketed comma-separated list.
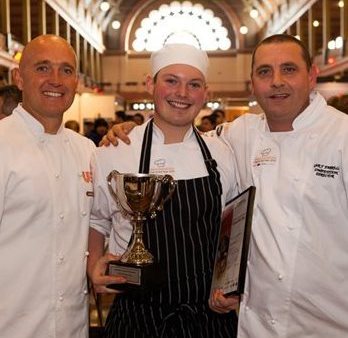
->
[251, 42, 317, 131]
[13, 35, 78, 132]
[147, 64, 207, 139]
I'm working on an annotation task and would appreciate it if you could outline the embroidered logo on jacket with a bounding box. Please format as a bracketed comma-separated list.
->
[154, 159, 166, 167]
[252, 147, 277, 167]
[82, 171, 93, 183]
[313, 164, 340, 178]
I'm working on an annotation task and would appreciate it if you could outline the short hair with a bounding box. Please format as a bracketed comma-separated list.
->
[0, 85, 22, 116]
[64, 120, 80, 133]
[251, 34, 312, 72]
[133, 113, 144, 124]
[212, 109, 225, 118]
[94, 118, 108, 129]
[0, 85, 22, 100]
[115, 110, 127, 121]
[202, 114, 217, 125]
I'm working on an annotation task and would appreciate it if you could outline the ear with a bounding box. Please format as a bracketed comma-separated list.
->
[250, 77, 255, 96]
[12, 68, 24, 90]
[145, 74, 155, 95]
[308, 64, 318, 90]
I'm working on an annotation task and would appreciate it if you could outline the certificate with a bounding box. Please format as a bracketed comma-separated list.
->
[210, 186, 256, 296]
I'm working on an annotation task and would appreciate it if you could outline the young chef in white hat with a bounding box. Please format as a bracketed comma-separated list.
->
[88, 43, 240, 337]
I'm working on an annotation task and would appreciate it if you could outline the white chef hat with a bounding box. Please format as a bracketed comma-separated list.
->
[151, 43, 209, 78]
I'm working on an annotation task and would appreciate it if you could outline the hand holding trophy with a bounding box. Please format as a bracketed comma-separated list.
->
[107, 171, 175, 291]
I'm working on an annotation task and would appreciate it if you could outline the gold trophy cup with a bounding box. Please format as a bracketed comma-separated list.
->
[107, 171, 175, 290]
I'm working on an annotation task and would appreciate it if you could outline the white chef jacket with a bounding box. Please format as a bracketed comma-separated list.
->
[0, 106, 95, 338]
[217, 92, 348, 337]
[90, 120, 239, 255]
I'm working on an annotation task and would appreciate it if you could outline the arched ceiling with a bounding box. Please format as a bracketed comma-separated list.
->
[2, 0, 347, 82]
[3, 0, 332, 55]
[102, 0, 317, 53]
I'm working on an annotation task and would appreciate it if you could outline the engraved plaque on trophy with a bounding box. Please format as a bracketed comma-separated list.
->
[107, 171, 176, 290]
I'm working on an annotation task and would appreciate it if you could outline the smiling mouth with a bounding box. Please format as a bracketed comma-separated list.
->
[43, 91, 63, 97]
[167, 99, 191, 109]
[269, 93, 290, 99]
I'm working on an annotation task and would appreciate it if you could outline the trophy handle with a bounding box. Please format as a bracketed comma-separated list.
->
[107, 170, 120, 202]
[149, 175, 176, 218]
[161, 175, 176, 204]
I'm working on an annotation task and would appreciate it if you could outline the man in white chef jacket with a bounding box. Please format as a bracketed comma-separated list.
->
[217, 34, 348, 338]
[106, 34, 348, 338]
[0, 35, 96, 338]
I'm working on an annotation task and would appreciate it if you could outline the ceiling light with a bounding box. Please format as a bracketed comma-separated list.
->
[327, 56, 336, 64]
[328, 40, 336, 50]
[249, 8, 259, 19]
[100, 1, 110, 12]
[313, 20, 320, 27]
[338, 1, 344, 8]
[132, 39, 145, 52]
[111, 20, 121, 30]
[335, 36, 343, 49]
[240, 25, 248, 35]
[218, 38, 231, 50]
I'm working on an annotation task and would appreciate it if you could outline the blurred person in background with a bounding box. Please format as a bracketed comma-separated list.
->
[339, 94, 348, 114]
[87, 117, 109, 146]
[0, 84, 22, 120]
[199, 114, 217, 132]
[212, 108, 226, 125]
[133, 112, 144, 125]
[83, 120, 94, 137]
[114, 110, 127, 124]
[327, 94, 348, 114]
[65, 119, 80, 133]
[326, 95, 340, 109]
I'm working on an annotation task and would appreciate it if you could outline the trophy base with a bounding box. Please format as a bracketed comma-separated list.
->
[107, 260, 166, 292]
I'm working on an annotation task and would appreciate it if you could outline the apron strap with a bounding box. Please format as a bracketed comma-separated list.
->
[138, 119, 153, 174]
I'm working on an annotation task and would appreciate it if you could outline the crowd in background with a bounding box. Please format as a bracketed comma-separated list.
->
[76, 107, 227, 146]
[327, 94, 348, 114]
[0, 84, 22, 120]
[64, 111, 145, 146]
[0, 82, 346, 141]
[198, 108, 226, 132]
[1, 84, 347, 135]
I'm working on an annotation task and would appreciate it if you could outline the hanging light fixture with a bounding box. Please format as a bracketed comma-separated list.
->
[111, 20, 121, 30]
[249, 7, 259, 19]
[240, 25, 248, 35]
[100, 1, 110, 12]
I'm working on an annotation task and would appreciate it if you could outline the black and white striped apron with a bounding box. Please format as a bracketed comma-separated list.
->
[105, 119, 237, 337]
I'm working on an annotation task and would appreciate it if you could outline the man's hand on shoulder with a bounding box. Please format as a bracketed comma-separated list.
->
[99, 121, 137, 147]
